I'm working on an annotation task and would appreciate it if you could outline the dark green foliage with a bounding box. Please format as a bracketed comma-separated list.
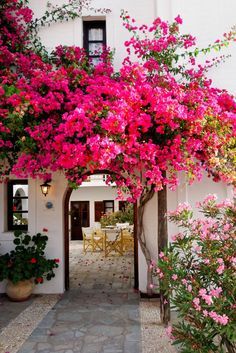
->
[100, 203, 134, 227]
[0, 231, 59, 284]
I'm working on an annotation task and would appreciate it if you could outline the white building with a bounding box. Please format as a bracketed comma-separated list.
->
[70, 175, 123, 240]
[0, 0, 235, 294]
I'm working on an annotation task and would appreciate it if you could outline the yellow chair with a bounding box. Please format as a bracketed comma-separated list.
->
[92, 229, 105, 251]
[122, 229, 134, 252]
[104, 229, 123, 257]
[82, 227, 94, 253]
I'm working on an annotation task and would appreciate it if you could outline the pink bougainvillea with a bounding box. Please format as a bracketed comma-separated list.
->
[0, 1, 235, 200]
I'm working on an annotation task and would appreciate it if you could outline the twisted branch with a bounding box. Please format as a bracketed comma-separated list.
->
[137, 186, 155, 294]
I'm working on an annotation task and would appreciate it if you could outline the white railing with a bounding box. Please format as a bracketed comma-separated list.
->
[84, 174, 107, 182]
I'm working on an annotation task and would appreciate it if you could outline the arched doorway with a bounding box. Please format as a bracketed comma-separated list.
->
[63, 170, 139, 291]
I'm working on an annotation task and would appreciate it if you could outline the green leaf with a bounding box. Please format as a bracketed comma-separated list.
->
[13, 238, 21, 245]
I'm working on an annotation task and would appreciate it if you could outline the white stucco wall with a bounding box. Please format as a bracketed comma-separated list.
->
[0, 1, 235, 294]
[28, 0, 236, 93]
[138, 176, 232, 293]
[28, 0, 156, 68]
[70, 185, 119, 228]
[0, 174, 68, 294]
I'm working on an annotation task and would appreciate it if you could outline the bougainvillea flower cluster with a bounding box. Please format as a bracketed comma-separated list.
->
[0, 1, 235, 200]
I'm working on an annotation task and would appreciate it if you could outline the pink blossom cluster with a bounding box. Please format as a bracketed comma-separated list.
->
[0, 1, 236, 200]
[208, 311, 229, 326]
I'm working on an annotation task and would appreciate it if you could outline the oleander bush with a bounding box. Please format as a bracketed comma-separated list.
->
[154, 195, 236, 353]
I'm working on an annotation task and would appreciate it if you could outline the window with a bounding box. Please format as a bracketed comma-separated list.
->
[103, 200, 114, 214]
[119, 201, 128, 212]
[83, 21, 106, 65]
[8, 180, 28, 230]
[94, 200, 114, 222]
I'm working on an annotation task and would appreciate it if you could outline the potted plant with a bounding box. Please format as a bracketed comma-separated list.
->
[0, 230, 59, 301]
[100, 204, 134, 227]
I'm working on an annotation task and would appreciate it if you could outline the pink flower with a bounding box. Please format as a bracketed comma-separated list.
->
[193, 298, 201, 311]
[187, 285, 192, 292]
[199, 289, 213, 305]
[172, 233, 184, 241]
[199, 288, 207, 296]
[194, 245, 202, 252]
[174, 15, 183, 24]
[209, 311, 229, 325]
[218, 315, 229, 325]
[231, 257, 236, 265]
[223, 223, 231, 231]
[204, 194, 217, 203]
[166, 325, 174, 339]
[172, 274, 178, 281]
[203, 295, 213, 306]
[209, 287, 222, 298]
[216, 264, 225, 274]
[209, 311, 218, 321]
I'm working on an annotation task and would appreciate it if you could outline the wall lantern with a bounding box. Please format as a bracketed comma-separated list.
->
[40, 180, 51, 197]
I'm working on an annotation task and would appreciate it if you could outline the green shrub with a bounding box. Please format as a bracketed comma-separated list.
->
[0, 230, 59, 284]
[100, 203, 134, 227]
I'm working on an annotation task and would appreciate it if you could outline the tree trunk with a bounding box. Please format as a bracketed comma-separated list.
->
[158, 181, 170, 325]
[136, 183, 170, 326]
[225, 340, 236, 353]
[137, 187, 155, 295]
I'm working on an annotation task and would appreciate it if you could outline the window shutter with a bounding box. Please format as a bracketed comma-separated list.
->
[94, 201, 104, 222]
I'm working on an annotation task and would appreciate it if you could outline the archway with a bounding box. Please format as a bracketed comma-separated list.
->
[63, 170, 139, 291]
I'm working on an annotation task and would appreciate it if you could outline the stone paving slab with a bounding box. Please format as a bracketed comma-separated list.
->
[15, 288, 141, 353]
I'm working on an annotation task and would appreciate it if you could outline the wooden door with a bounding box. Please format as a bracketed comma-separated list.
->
[71, 201, 90, 240]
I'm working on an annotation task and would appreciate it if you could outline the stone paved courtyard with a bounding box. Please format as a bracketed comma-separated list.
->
[0, 241, 176, 353]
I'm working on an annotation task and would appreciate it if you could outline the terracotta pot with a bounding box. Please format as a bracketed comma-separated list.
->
[6, 279, 34, 302]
